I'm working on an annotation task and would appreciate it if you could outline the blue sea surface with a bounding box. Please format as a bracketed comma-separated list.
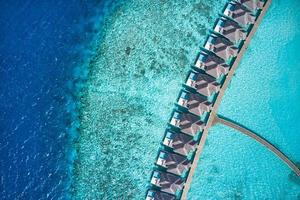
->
[0, 1, 112, 199]
[1, 0, 299, 199]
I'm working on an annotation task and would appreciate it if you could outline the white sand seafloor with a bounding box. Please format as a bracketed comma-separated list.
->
[72, 0, 226, 199]
[73, 0, 300, 199]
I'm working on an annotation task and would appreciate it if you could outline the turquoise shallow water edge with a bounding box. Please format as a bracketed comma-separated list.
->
[189, 0, 300, 199]
[74, 0, 300, 199]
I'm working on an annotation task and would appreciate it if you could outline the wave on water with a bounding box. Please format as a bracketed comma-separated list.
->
[0, 1, 122, 199]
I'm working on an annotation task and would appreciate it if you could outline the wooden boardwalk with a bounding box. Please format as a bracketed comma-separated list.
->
[214, 115, 300, 177]
[180, 1, 272, 199]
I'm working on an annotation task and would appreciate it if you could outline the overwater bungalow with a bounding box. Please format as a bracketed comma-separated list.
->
[195, 51, 230, 79]
[162, 131, 197, 156]
[236, 0, 264, 12]
[169, 111, 205, 136]
[146, 190, 176, 200]
[150, 171, 184, 195]
[156, 150, 191, 176]
[214, 17, 247, 43]
[204, 33, 238, 61]
[177, 90, 212, 116]
[185, 71, 220, 97]
[223, 2, 256, 27]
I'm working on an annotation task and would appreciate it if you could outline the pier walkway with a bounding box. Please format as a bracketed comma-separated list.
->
[180, 1, 272, 199]
[213, 115, 300, 177]
[146, 1, 299, 200]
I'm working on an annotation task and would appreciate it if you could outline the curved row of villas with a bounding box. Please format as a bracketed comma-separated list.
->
[146, 1, 269, 200]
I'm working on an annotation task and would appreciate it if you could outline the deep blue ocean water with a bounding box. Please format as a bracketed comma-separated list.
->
[0, 1, 114, 199]
[1, 0, 299, 199]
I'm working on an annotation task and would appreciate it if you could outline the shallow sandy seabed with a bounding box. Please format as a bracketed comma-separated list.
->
[72, 0, 225, 199]
[72, 0, 300, 199]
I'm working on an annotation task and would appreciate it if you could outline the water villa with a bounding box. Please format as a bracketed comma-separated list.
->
[214, 17, 247, 43]
[169, 111, 205, 137]
[146, 190, 176, 200]
[223, 2, 256, 27]
[236, 0, 264, 11]
[194, 51, 230, 79]
[185, 71, 220, 97]
[177, 90, 212, 116]
[150, 171, 184, 195]
[156, 150, 191, 176]
[145, 1, 299, 200]
[204, 33, 238, 61]
[162, 131, 197, 156]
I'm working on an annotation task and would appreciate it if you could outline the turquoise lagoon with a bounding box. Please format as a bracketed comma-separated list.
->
[74, 0, 300, 199]
[188, 0, 300, 199]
